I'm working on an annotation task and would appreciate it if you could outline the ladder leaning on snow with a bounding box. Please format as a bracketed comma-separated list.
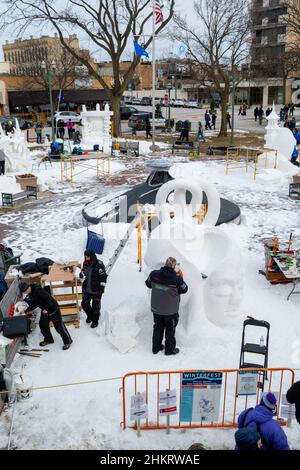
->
[105, 213, 141, 276]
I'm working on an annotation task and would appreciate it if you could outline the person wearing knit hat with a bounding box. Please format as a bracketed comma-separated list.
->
[237, 391, 290, 450]
[18, 281, 72, 350]
[260, 392, 277, 411]
[235, 428, 262, 451]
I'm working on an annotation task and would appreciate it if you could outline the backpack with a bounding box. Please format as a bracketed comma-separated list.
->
[240, 407, 271, 450]
[35, 257, 54, 274]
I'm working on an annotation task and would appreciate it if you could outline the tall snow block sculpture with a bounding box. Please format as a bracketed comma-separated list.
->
[144, 179, 244, 332]
[0, 119, 31, 172]
[80, 103, 113, 154]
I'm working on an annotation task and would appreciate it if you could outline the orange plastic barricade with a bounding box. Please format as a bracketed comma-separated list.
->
[120, 368, 294, 431]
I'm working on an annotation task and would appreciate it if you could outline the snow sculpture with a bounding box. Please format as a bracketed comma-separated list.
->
[262, 105, 298, 177]
[80, 103, 113, 154]
[0, 119, 32, 172]
[144, 179, 243, 331]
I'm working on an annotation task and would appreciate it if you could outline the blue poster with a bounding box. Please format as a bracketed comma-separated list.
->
[180, 372, 223, 423]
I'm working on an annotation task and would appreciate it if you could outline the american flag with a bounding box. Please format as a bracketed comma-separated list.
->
[155, 0, 163, 25]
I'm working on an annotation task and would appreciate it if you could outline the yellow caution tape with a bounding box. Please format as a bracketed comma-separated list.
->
[0, 376, 123, 395]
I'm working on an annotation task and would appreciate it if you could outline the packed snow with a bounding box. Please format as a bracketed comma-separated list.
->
[1, 139, 300, 450]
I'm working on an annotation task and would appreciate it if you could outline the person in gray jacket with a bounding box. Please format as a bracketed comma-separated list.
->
[0, 149, 6, 175]
[146, 257, 188, 355]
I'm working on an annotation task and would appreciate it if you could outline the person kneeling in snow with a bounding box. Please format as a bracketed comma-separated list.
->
[19, 282, 73, 350]
[237, 392, 290, 450]
[146, 257, 188, 356]
[80, 250, 107, 328]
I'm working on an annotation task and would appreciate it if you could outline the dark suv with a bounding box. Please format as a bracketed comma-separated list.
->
[120, 106, 138, 120]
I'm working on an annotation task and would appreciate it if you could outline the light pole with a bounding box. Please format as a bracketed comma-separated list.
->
[229, 68, 240, 148]
[41, 60, 56, 142]
[166, 82, 172, 133]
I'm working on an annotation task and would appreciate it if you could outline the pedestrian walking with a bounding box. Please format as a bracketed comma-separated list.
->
[227, 112, 232, 129]
[280, 108, 285, 122]
[238, 106, 243, 116]
[35, 122, 43, 144]
[0, 149, 6, 176]
[19, 282, 73, 350]
[254, 107, 259, 122]
[237, 392, 290, 450]
[57, 119, 65, 139]
[145, 116, 152, 139]
[258, 106, 264, 125]
[265, 108, 272, 118]
[66, 119, 75, 140]
[211, 112, 217, 130]
[80, 250, 107, 328]
[204, 110, 211, 130]
[286, 381, 300, 425]
[195, 122, 206, 143]
[145, 257, 188, 356]
[289, 104, 295, 117]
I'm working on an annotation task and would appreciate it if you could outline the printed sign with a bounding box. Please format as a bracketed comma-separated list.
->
[180, 372, 223, 423]
[164, 94, 169, 106]
[273, 393, 295, 421]
[238, 371, 259, 396]
[130, 392, 148, 421]
[159, 389, 177, 416]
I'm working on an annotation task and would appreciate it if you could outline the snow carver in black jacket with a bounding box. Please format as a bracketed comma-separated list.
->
[19, 281, 72, 350]
[80, 250, 107, 328]
[146, 257, 188, 355]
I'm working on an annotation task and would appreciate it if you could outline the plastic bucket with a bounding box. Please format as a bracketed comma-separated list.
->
[14, 375, 33, 401]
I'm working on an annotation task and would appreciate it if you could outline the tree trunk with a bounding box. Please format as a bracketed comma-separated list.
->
[282, 75, 287, 106]
[219, 92, 228, 137]
[110, 95, 122, 137]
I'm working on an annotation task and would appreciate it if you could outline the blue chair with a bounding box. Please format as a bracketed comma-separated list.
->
[86, 229, 105, 255]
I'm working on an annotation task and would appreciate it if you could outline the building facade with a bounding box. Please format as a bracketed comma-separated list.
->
[247, 0, 300, 105]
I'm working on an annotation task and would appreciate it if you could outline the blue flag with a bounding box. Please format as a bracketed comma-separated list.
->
[58, 90, 64, 104]
[133, 41, 149, 58]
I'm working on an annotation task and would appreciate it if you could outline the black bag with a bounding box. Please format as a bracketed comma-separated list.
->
[3, 316, 29, 339]
[19, 262, 39, 275]
[35, 257, 54, 274]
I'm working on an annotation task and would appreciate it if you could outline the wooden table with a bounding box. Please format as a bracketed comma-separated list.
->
[41, 262, 82, 328]
[272, 253, 300, 301]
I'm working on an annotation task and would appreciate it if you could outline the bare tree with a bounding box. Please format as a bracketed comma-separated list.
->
[287, 0, 300, 40]
[172, 0, 251, 136]
[18, 41, 88, 91]
[2, 0, 175, 136]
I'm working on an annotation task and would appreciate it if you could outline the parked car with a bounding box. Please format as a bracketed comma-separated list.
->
[173, 99, 186, 108]
[140, 97, 152, 106]
[48, 111, 81, 125]
[120, 106, 138, 120]
[186, 100, 199, 108]
[128, 112, 166, 131]
[131, 98, 142, 106]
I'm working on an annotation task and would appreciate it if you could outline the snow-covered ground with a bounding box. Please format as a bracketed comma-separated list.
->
[1, 152, 300, 450]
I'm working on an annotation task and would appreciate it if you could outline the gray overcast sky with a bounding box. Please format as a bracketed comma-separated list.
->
[0, 0, 196, 61]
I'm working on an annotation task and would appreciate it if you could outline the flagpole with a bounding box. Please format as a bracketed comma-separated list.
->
[151, 0, 156, 150]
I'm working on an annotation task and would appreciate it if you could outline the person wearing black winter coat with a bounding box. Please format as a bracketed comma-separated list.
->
[146, 257, 188, 356]
[286, 381, 300, 425]
[19, 282, 72, 350]
[80, 250, 107, 328]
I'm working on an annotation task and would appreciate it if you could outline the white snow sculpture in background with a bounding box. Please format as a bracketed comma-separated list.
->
[263, 105, 298, 177]
[0, 119, 31, 172]
[144, 179, 243, 332]
[80, 103, 113, 154]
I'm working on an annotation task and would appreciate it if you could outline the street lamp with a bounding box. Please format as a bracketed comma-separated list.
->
[41, 59, 56, 142]
[166, 82, 172, 133]
[229, 68, 241, 148]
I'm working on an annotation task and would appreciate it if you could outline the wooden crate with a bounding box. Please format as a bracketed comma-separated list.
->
[41, 262, 82, 328]
[5, 265, 43, 288]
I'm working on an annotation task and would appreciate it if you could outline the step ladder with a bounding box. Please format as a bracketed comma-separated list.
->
[239, 317, 270, 391]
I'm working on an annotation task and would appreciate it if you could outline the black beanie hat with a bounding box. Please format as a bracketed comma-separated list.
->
[19, 281, 30, 293]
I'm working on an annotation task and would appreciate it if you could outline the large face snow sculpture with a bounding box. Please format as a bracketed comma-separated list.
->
[0, 120, 31, 172]
[144, 179, 243, 329]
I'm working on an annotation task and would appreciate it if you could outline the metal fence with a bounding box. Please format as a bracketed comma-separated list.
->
[121, 368, 295, 431]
